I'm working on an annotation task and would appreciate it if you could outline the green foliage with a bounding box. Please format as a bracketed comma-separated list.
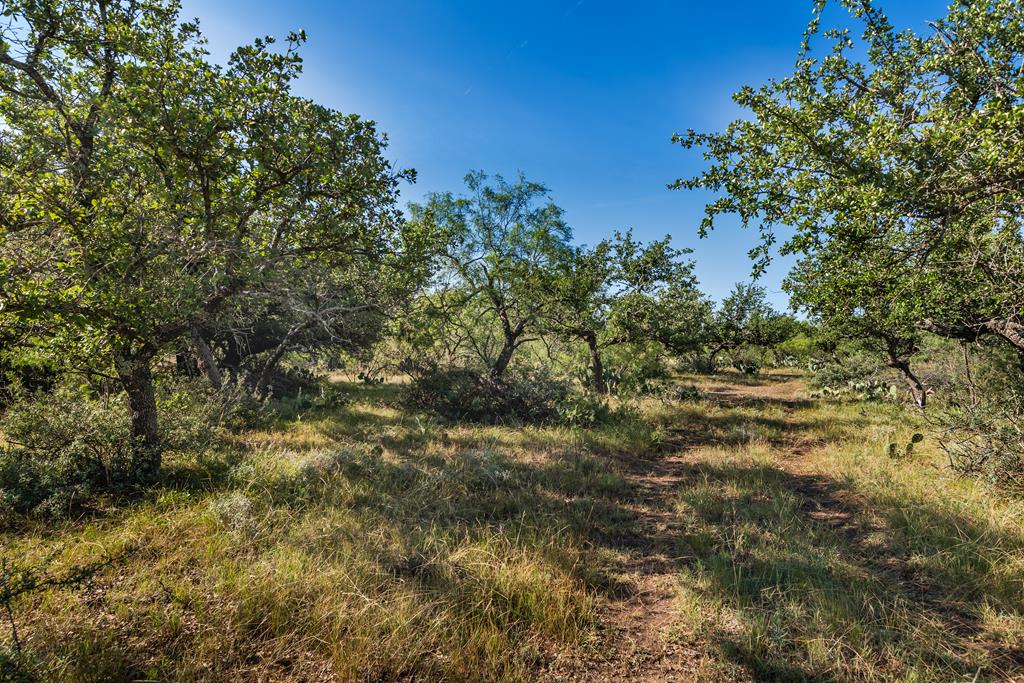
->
[887, 433, 925, 459]
[933, 343, 1024, 489]
[404, 172, 573, 378]
[730, 347, 765, 375]
[556, 394, 614, 428]
[677, 0, 1024, 412]
[812, 350, 888, 390]
[0, 379, 242, 521]
[598, 343, 671, 395]
[700, 283, 797, 372]
[0, 0, 407, 470]
[546, 231, 710, 392]
[400, 367, 571, 425]
[0, 386, 135, 519]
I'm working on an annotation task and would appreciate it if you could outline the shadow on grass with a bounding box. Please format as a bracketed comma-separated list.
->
[670, 459, 1024, 680]
[9, 374, 1022, 681]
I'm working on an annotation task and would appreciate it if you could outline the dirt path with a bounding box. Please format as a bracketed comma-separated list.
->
[544, 447, 710, 682]
[546, 373, 1023, 681]
[544, 374, 824, 681]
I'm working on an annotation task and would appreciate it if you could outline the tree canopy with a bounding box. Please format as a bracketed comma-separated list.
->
[0, 0, 408, 478]
[674, 0, 1024, 368]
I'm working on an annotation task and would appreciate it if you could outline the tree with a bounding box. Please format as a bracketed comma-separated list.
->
[546, 231, 709, 393]
[407, 172, 573, 379]
[786, 240, 929, 407]
[674, 0, 1024, 365]
[704, 283, 793, 370]
[0, 0, 405, 481]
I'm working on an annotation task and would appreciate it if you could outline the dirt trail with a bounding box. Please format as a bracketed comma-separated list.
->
[544, 447, 709, 682]
[544, 374, 829, 682]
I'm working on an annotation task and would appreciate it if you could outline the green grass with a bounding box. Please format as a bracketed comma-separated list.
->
[2, 372, 1023, 681]
[668, 392, 1024, 681]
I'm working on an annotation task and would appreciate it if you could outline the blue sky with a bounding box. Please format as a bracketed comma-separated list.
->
[181, 0, 949, 308]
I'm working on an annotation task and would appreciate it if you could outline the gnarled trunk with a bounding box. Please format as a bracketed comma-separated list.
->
[190, 327, 223, 389]
[114, 350, 161, 484]
[583, 331, 607, 394]
[491, 338, 517, 380]
[490, 315, 529, 380]
[888, 358, 927, 410]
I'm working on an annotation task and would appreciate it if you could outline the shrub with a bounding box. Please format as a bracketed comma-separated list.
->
[0, 344, 56, 410]
[688, 354, 719, 375]
[665, 383, 703, 402]
[401, 367, 569, 424]
[0, 378, 243, 520]
[730, 347, 764, 375]
[812, 351, 890, 391]
[601, 344, 670, 395]
[557, 394, 614, 427]
[0, 385, 135, 518]
[156, 376, 251, 452]
[932, 344, 1024, 490]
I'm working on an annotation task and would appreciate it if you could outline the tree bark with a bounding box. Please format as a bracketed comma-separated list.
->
[491, 337, 517, 380]
[490, 315, 528, 380]
[254, 322, 312, 397]
[705, 343, 729, 373]
[583, 331, 607, 394]
[190, 327, 223, 389]
[114, 350, 161, 484]
[888, 358, 928, 410]
[918, 318, 1024, 358]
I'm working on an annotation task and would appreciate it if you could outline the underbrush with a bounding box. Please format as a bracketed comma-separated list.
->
[0, 378, 648, 682]
[400, 367, 569, 424]
[3, 373, 1022, 681]
[0, 379, 251, 522]
[400, 366, 642, 429]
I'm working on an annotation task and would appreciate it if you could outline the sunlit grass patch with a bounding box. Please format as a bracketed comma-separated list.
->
[5, 372, 1023, 681]
[670, 389, 1024, 681]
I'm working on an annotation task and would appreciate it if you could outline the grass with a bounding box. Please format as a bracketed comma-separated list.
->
[2, 372, 1023, 681]
[668, 380, 1024, 681]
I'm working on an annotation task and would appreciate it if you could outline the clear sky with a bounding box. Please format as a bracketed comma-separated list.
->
[181, 0, 949, 308]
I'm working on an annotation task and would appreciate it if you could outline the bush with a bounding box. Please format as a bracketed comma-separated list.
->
[932, 344, 1024, 490]
[156, 376, 253, 452]
[401, 367, 570, 425]
[0, 385, 135, 519]
[812, 351, 890, 391]
[730, 347, 764, 375]
[557, 393, 614, 427]
[688, 354, 719, 375]
[600, 344, 670, 395]
[665, 383, 703, 402]
[0, 378, 243, 520]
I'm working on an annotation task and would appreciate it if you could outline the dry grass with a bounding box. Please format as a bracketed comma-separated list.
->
[2, 372, 1023, 681]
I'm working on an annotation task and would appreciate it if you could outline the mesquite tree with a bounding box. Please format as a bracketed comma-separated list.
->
[702, 283, 793, 370]
[546, 232, 709, 393]
[408, 171, 573, 379]
[674, 0, 1024, 365]
[0, 0, 404, 481]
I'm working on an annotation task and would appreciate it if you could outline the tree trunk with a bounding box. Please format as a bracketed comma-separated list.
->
[254, 322, 310, 397]
[583, 332, 607, 394]
[889, 359, 927, 410]
[491, 337, 517, 380]
[114, 351, 161, 485]
[986, 319, 1024, 357]
[190, 327, 223, 389]
[223, 335, 242, 383]
[705, 343, 728, 373]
